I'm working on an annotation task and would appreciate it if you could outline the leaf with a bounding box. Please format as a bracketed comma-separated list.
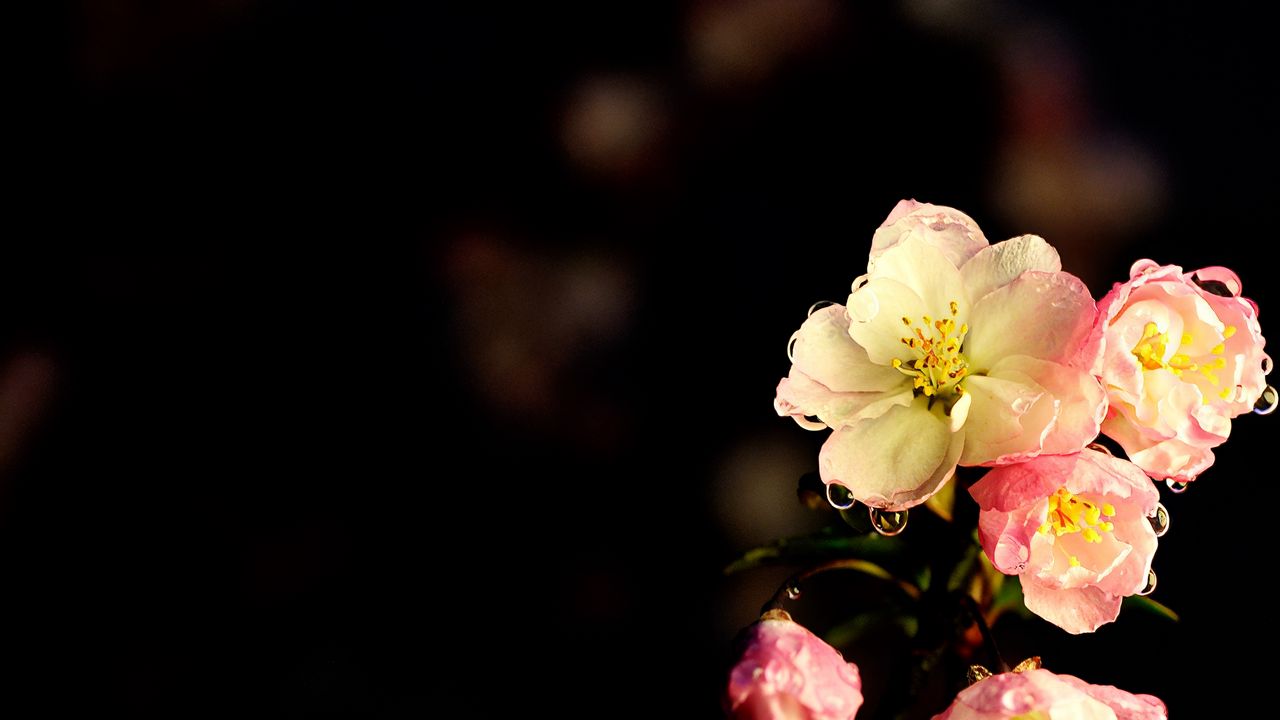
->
[924, 479, 956, 522]
[723, 530, 902, 575]
[1122, 595, 1180, 622]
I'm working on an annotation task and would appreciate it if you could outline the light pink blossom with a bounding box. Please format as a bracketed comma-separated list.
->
[933, 667, 1166, 720]
[726, 610, 863, 720]
[776, 201, 1106, 510]
[1096, 260, 1269, 481]
[970, 448, 1159, 634]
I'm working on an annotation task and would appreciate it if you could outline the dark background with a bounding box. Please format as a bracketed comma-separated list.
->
[3, 0, 1275, 715]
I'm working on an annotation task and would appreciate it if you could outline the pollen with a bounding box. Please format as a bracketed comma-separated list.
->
[893, 300, 970, 400]
[1037, 487, 1116, 545]
[1133, 321, 1234, 387]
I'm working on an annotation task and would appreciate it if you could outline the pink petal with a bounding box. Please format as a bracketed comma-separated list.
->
[996, 356, 1107, 456]
[977, 505, 1039, 575]
[934, 669, 1116, 719]
[957, 372, 1046, 466]
[969, 454, 1071, 512]
[727, 617, 864, 720]
[1057, 676, 1168, 720]
[820, 396, 963, 510]
[965, 271, 1099, 370]
[1067, 450, 1161, 513]
[960, 234, 1062, 303]
[1094, 516, 1157, 597]
[1021, 578, 1123, 635]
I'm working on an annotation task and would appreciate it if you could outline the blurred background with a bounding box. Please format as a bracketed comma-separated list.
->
[3, 0, 1275, 715]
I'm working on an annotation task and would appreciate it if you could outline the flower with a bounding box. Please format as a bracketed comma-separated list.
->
[933, 667, 1166, 720]
[726, 609, 863, 720]
[775, 200, 1106, 510]
[1096, 260, 1269, 481]
[970, 448, 1159, 634]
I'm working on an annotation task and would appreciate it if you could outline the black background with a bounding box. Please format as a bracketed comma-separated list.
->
[3, 1, 1275, 715]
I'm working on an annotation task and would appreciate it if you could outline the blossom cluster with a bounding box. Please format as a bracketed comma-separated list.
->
[775, 200, 1267, 633]
[726, 200, 1270, 719]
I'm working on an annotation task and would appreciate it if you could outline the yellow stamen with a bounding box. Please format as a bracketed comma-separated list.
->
[1223, 325, 1237, 339]
[895, 300, 970, 400]
[1038, 488, 1116, 546]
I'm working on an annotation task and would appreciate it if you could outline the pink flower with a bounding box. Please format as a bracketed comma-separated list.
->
[1096, 260, 1269, 481]
[776, 201, 1106, 510]
[934, 667, 1166, 720]
[726, 610, 863, 720]
[970, 448, 1159, 634]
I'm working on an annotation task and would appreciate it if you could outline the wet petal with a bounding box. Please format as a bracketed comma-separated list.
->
[819, 395, 962, 510]
[965, 270, 1099, 370]
[960, 233, 1062, 302]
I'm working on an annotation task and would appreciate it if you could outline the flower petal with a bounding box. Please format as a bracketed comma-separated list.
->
[791, 304, 905, 393]
[957, 372, 1046, 466]
[970, 453, 1073, 512]
[965, 270, 1099, 370]
[845, 278, 931, 366]
[977, 505, 1039, 574]
[864, 235, 970, 324]
[820, 395, 963, 510]
[1058, 675, 1168, 720]
[1066, 449, 1161, 513]
[1094, 516, 1157, 598]
[869, 199, 989, 270]
[994, 355, 1107, 456]
[1020, 578, 1122, 635]
[960, 233, 1062, 303]
[774, 372, 912, 430]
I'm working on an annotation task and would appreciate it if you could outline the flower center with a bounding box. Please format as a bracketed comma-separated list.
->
[891, 300, 969, 398]
[1037, 488, 1115, 566]
[1131, 321, 1236, 400]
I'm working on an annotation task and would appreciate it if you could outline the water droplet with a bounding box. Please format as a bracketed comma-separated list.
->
[787, 332, 800, 362]
[869, 507, 908, 536]
[807, 300, 836, 317]
[1149, 503, 1170, 537]
[1263, 355, 1274, 376]
[1166, 479, 1189, 494]
[1137, 568, 1157, 596]
[785, 582, 802, 600]
[1011, 397, 1032, 414]
[1086, 442, 1113, 456]
[850, 274, 869, 292]
[826, 483, 856, 510]
[1254, 385, 1278, 416]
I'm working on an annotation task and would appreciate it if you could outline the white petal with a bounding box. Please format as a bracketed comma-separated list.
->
[819, 395, 963, 510]
[865, 236, 970, 323]
[775, 373, 912, 430]
[791, 305, 905, 392]
[845, 278, 929, 366]
[960, 234, 1061, 302]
